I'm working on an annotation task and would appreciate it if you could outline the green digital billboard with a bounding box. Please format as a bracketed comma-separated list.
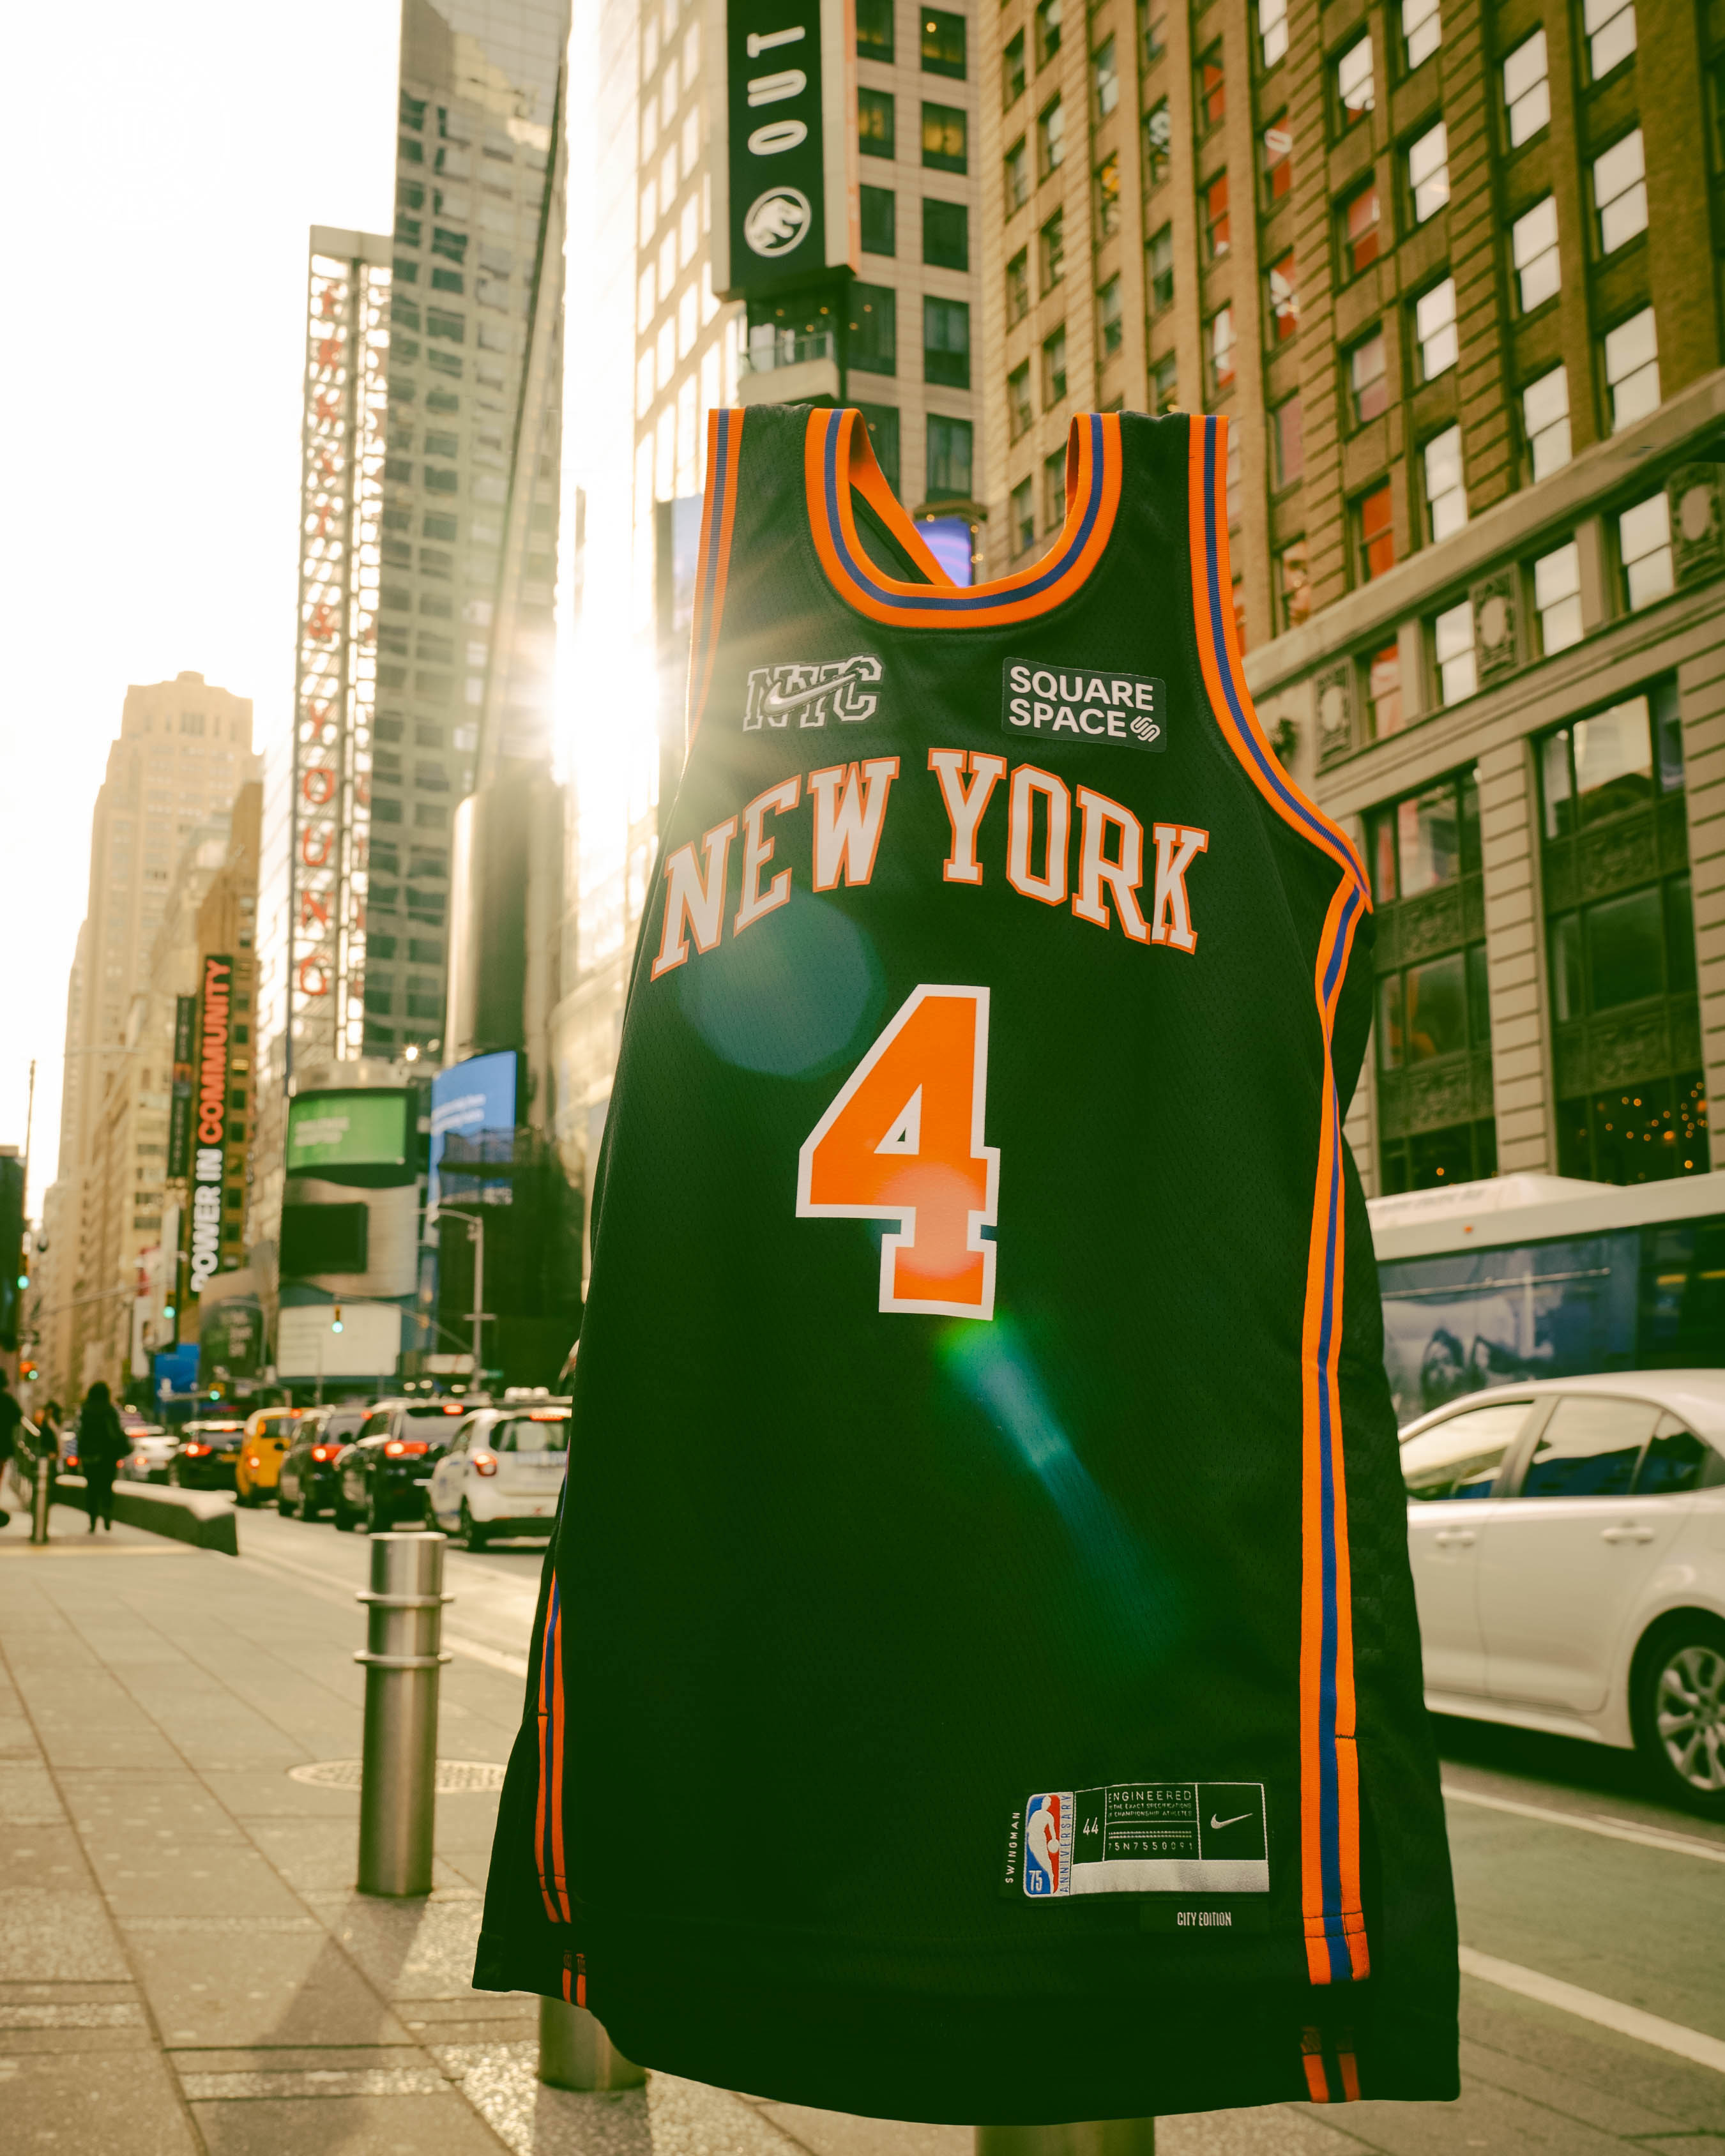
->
[285, 1089, 415, 1187]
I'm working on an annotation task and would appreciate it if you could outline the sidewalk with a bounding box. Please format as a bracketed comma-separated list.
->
[0, 1508, 1366, 2156]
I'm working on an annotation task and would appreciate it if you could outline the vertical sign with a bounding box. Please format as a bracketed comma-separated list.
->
[190, 955, 233, 1298]
[167, 994, 197, 1178]
[708, 0, 858, 300]
[291, 241, 390, 1074]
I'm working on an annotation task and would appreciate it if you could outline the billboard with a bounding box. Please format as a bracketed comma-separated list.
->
[280, 1202, 370, 1277]
[708, 0, 858, 300]
[429, 1051, 519, 1211]
[285, 1089, 414, 1185]
[189, 955, 234, 1298]
[167, 994, 197, 1177]
[277, 1300, 402, 1379]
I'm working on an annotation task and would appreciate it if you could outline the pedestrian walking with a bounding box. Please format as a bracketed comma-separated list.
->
[77, 1382, 126, 1534]
[0, 1371, 21, 1521]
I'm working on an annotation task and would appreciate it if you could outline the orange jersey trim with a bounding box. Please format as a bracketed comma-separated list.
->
[687, 408, 745, 748]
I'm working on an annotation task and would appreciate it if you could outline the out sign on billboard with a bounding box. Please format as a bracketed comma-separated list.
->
[709, 0, 858, 299]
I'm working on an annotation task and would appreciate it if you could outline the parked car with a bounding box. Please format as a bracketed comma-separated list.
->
[333, 1397, 475, 1533]
[119, 1427, 178, 1484]
[1400, 1370, 1725, 1813]
[425, 1401, 571, 1549]
[167, 1420, 248, 1491]
[234, 1407, 300, 1507]
[277, 1404, 369, 1520]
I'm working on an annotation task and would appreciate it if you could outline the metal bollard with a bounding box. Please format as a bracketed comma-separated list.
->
[976, 2125, 1155, 2156]
[356, 1533, 452, 1897]
[29, 1446, 52, 1545]
[538, 1996, 646, 2091]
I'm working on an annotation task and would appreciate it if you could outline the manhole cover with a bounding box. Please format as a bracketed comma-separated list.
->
[289, 1759, 507, 1793]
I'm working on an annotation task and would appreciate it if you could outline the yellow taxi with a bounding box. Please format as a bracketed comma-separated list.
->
[235, 1407, 301, 1507]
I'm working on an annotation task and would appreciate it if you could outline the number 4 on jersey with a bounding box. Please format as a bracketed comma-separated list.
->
[796, 986, 1000, 1321]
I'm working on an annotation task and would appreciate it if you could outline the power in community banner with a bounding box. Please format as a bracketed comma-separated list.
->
[708, 0, 858, 299]
[190, 955, 234, 1296]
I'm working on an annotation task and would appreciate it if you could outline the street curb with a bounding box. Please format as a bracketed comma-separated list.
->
[49, 1474, 239, 1556]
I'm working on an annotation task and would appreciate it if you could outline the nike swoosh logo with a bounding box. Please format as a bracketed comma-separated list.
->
[1209, 1811, 1252, 1831]
[761, 676, 869, 712]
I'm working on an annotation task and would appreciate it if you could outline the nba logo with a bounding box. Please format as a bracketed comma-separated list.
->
[1024, 1793, 1063, 1895]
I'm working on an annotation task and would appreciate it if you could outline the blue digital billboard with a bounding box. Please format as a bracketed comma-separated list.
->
[429, 1051, 519, 1211]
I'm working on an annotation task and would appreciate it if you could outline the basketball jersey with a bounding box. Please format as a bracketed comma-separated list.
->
[475, 405, 1459, 2123]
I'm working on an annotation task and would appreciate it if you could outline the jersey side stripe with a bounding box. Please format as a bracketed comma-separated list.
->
[1185, 414, 1370, 1989]
[687, 409, 744, 747]
[534, 1579, 572, 1925]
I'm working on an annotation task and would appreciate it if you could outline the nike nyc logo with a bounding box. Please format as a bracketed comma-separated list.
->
[744, 655, 882, 729]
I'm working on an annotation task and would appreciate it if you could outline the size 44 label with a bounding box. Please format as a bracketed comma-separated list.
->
[1015, 1782, 1268, 1897]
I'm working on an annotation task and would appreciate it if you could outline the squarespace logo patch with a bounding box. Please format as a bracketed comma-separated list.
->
[1003, 660, 1166, 751]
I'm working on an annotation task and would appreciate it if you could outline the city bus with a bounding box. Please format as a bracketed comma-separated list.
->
[1368, 1170, 1725, 1426]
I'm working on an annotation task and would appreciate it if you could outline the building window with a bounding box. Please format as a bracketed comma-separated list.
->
[1414, 277, 1457, 379]
[923, 103, 968, 171]
[1268, 253, 1300, 341]
[1358, 481, 1395, 580]
[1151, 351, 1179, 412]
[861, 185, 896, 255]
[1042, 448, 1067, 531]
[1408, 121, 1449, 223]
[1261, 115, 1293, 206]
[1005, 137, 1030, 213]
[1035, 0, 1062, 69]
[1583, 0, 1637, 80]
[1204, 172, 1231, 259]
[1348, 328, 1388, 424]
[1011, 477, 1035, 555]
[1038, 98, 1065, 178]
[1038, 208, 1065, 291]
[923, 196, 968, 268]
[1557, 1074, 1709, 1183]
[922, 8, 966, 77]
[1337, 36, 1374, 128]
[1369, 767, 1482, 903]
[1008, 360, 1033, 439]
[1197, 47, 1225, 132]
[1511, 196, 1560, 312]
[1551, 881, 1694, 1018]
[1042, 324, 1068, 406]
[923, 296, 971, 386]
[1540, 681, 1682, 839]
[1605, 308, 1660, 433]
[1226, 426, 1243, 525]
[1503, 31, 1549, 146]
[859, 87, 895, 157]
[1097, 273, 1123, 355]
[856, 0, 894, 62]
[1534, 539, 1584, 653]
[1147, 224, 1174, 311]
[1342, 181, 1380, 278]
[1273, 396, 1304, 486]
[1145, 11, 1166, 62]
[1523, 367, 1571, 480]
[1619, 491, 1673, 609]
[1433, 600, 1477, 703]
[1144, 100, 1171, 187]
[1260, 0, 1289, 65]
[1364, 642, 1401, 738]
[927, 414, 973, 500]
[1402, 0, 1441, 70]
[847, 282, 897, 374]
[858, 404, 900, 491]
[1095, 152, 1121, 238]
[1208, 306, 1235, 396]
[1007, 250, 1030, 324]
[1595, 130, 1652, 264]
[1004, 30, 1026, 107]
[1277, 538, 1312, 627]
[1093, 35, 1118, 116]
[1424, 425, 1466, 541]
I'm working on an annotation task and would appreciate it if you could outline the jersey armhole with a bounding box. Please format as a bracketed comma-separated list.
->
[1185, 416, 1371, 910]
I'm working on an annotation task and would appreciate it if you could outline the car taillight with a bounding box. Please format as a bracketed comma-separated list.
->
[247, 1455, 261, 1468]
[310, 1445, 333, 1462]
[472, 1452, 498, 1477]
[384, 1439, 430, 1457]
[183, 1443, 207, 1457]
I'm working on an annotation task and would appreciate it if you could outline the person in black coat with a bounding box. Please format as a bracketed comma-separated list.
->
[77, 1382, 127, 1533]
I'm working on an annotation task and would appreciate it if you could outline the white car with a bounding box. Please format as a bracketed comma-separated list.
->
[119, 1426, 178, 1484]
[425, 1400, 571, 1550]
[1400, 1370, 1725, 1813]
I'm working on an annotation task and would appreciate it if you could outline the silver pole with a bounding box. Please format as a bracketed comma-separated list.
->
[29, 1430, 52, 1545]
[537, 1997, 646, 2091]
[356, 1531, 451, 1895]
[976, 2125, 1155, 2156]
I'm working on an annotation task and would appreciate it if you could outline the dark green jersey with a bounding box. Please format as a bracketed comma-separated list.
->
[476, 405, 1458, 2123]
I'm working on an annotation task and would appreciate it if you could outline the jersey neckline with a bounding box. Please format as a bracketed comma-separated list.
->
[804, 408, 1123, 628]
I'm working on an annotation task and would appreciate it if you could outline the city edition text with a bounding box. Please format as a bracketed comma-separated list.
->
[651, 749, 1209, 980]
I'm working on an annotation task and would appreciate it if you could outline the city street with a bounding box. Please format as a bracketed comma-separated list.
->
[3, 1496, 1723, 2155]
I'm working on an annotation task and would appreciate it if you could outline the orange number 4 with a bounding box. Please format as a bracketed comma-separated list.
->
[796, 985, 1000, 1319]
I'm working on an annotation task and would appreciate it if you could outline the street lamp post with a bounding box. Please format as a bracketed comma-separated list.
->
[428, 1208, 493, 1378]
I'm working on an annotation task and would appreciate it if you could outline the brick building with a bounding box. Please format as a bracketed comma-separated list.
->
[978, 0, 1723, 1192]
